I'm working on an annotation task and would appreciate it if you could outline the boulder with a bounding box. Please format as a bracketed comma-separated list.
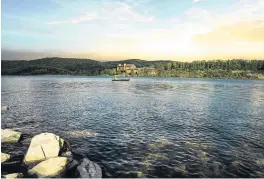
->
[23, 133, 64, 165]
[1, 153, 11, 163]
[28, 157, 69, 178]
[1, 129, 21, 143]
[76, 158, 102, 178]
[1, 155, 27, 174]
[1, 106, 9, 111]
[5, 173, 23, 179]
[64, 159, 79, 177]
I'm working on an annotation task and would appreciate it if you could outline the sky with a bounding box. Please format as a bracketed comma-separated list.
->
[1, 0, 264, 61]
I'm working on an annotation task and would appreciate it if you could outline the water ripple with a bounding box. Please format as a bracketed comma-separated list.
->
[1, 76, 264, 177]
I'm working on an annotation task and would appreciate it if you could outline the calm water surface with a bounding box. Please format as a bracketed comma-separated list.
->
[1, 76, 264, 177]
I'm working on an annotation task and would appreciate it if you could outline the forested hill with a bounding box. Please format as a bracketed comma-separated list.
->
[1, 57, 264, 79]
[2, 58, 102, 75]
[1, 57, 171, 75]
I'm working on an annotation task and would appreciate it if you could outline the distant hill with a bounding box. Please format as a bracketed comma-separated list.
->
[1, 57, 171, 75]
[2, 58, 264, 79]
[1, 57, 104, 75]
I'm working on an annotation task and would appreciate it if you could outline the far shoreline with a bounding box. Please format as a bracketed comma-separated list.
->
[1, 74, 264, 81]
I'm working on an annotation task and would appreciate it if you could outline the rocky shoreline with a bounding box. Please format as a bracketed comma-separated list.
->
[1, 129, 102, 178]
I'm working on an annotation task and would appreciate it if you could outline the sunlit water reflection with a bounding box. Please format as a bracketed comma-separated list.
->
[1, 76, 264, 177]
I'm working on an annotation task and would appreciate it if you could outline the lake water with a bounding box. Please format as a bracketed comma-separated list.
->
[1, 76, 264, 177]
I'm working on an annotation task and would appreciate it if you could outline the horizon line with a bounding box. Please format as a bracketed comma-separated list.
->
[1, 56, 264, 62]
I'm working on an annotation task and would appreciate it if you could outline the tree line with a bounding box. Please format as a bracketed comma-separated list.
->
[2, 58, 264, 79]
[156, 60, 264, 71]
[153, 60, 264, 79]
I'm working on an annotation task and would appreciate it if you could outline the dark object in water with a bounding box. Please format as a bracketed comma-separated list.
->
[112, 75, 130, 81]
[112, 79, 130, 81]
[1, 106, 9, 111]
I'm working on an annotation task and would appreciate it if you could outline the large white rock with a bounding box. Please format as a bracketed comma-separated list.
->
[28, 157, 69, 177]
[1, 129, 21, 143]
[24, 133, 64, 165]
[1, 153, 11, 163]
[5, 173, 23, 179]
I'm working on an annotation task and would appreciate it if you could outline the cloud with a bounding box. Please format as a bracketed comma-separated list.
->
[109, 2, 154, 22]
[191, 20, 264, 59]
[193, 21, 264, 45]
[193, 0, 204, 3]
[47, 13, 100, 25]
[182, 0, 264, 34]
[185, 7, 211, 22]
[47, 2, 154, 25]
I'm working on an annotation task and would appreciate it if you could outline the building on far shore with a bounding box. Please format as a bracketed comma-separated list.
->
[116, 63, 138, 75]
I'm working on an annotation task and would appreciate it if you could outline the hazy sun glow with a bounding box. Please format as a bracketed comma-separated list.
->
[1, 0, 264, 61]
